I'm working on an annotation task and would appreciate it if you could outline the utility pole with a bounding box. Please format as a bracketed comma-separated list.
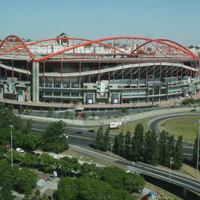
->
[9, 125, 14, 169]
[196, 120, 200, 179]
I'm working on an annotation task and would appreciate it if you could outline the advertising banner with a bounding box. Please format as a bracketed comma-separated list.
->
[113, 98, 119, 104]
[87, 98, 93, 105]
[26, 91, 29, 102]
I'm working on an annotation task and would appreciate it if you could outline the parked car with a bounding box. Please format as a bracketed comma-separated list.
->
[16, 148, 24, 153]
[49, 174, 55, 181]
[88, 129, 96, 133]
[35, 153, 40, 157]
[76, 131, 82, 134]
[27, 151, 35, 155]
[5, 144, 11, 149]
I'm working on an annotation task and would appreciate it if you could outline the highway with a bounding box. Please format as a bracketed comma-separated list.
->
[24, 117, 200, 194]
[27, 117, 194, 163]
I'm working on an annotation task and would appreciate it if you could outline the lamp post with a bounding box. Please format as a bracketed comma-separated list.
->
[9, 125, 14, 169]
[196, 120, 200, 180]
[169, 157, 172, 179]
[111, 143, 113, 158]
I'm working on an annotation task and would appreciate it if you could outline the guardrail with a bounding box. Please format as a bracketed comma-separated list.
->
[127, 165, 200, 194]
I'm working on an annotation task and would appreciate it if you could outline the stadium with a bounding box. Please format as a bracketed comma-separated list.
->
[0, 35, 199, 110]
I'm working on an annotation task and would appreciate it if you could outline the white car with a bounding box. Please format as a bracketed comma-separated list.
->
[16, 148, 24, 153]
[60, 134, 68, 138]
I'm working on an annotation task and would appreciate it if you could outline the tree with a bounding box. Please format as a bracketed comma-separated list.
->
[114, 135, 119, 154]
[173, 135, 183, 170]
[18, 105, 24, 114]
[42, 120, 69, 153]
[182, 98, 195, 105]
[192, 134, 200, 166]
[118, 132, 125, 156]
[39, 108, 43, 115]
[65, 111, 69, 117]
[0, 145, 8, 159]
[121, 108, 128, 115]
[91, 112, 96, 119]
[13, 167, 38, 196]
[165, 135, 175, 167]
[6, 151, 23, 163]
[102, 129, 110, 151]
[0, 109, 22, 130]
[123, 172, 145, 193]
[40, 153, 59, 172]
[158, 130, 168, 165]
[0, 177, 15, 200]
[25, 106, 30, 115]
[0, 128, 10, 145]
[23, 153, 40, 167]
[21, 119, 34, 135]
[188, 45, 194, 49]
[12, 129, 25, 148]
[95, 126, 103, 150]
[75, 112, 79, 117]
[7, 105, 14, 111]
[143, 130, 158, 165]
[48, 107, 53, 117]
[60, 156, 81, 175]
[24, 133, 41, 150]
[131, 124, 144, 161]
[125, 131, 131, 159]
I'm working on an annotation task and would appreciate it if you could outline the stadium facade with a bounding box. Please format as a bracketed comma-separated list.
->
[0, 35, 199, 108]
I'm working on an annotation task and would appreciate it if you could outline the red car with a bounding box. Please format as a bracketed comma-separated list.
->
[6, 144, 11, 149]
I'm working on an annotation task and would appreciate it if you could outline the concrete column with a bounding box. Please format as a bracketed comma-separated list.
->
[32, 62, 39, 103]
[32, 62, 36, 102]
[183, 188, 187, 197]
[35, 62, 39, 103]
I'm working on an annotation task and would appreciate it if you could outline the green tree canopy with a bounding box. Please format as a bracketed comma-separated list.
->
[40, 153, 59, 172]
[95, 126, 103, 150]
[158, 130, 168, 165]
[192, 134, 200, 166]
[13, 167, 38, 196]
[23, 153, 40, 167]
[0, 109, 22, 130]
[42, 120, 69, 153]
[102, 129, 110, 151]
[173, 135, 183, 170]
[21, 119, 34, 135]
[165, 135, 175, 167]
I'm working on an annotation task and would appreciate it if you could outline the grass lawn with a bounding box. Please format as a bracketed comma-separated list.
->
[159, 116, 200, 143]
[91, 118, 152, 135]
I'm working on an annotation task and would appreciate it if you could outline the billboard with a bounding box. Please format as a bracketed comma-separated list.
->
[87, 98, 93, 105]
[113, 98, 119, 104]
[8, 82, 15, 93]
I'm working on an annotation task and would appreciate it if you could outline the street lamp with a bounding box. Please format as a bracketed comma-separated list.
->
[196, 120, 200, 179]
[169, 157, 172, 179]
[111, 143, 113, 158]
[9, 125, 14, 169]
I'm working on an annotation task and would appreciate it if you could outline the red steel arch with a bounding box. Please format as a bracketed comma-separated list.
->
[3, 37, 126, 57]
[36, 37, 199, 62]
[1, 36, 198, 61]
[132, 39, 195, 56]
[0, 35, 35, 60]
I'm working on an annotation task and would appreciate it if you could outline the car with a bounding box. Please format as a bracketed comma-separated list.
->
[35, 153, 40, 157]
[76, 131, 82, 134]
[60, 134, 68, 138]
[5, 144, 11, 149]
[16, 148, 24, 153]
[88, 129, 96, 133]
[27, 151, 35, 155]
[49, 174, 55, 181]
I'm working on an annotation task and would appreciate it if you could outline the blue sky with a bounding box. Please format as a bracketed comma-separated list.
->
[0, 0, 199, 46]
